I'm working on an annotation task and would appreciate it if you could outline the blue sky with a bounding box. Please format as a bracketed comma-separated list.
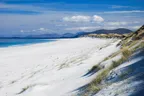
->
[0, 0, 144, 36]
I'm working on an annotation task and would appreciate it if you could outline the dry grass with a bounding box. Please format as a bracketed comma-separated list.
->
[132, 42, 144, 52]
[17, 86, 31, 94]
[89, 65, 102, 73]
[121, 46, 132, 59]
[86, 67, 111, 95]
[85, 46, 133, 95]
[82, 35, 143, 95]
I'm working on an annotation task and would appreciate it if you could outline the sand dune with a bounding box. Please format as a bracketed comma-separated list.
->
[0, 38, 119, 96]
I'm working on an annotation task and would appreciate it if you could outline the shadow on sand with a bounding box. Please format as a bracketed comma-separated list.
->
[73, 50, 144, 96]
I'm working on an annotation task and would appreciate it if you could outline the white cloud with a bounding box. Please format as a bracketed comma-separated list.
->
[39, 28, 47, 31]
[106, 21, 140, 26]
[107, 22, 128, 26]
[20, 28, 51, 33]
[131, 26, 141, 30]
[63, 15, 91, 22]
[56, 24, 68, 26]
[111, 5, 130, 9]
[93, 15, 104, 22]
[20, 30, 24, 33]
[133, 21, 140, 24]
[20, 30, 31, 33]
[65, 26, 101, 31]
[63, 15, 104, 23]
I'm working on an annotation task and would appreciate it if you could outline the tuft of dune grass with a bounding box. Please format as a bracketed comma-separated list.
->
[121, 46, 132, 60]
[84, 46, 133, 95]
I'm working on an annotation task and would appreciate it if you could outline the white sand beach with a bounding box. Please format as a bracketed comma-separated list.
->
[0, 38, 120, 96]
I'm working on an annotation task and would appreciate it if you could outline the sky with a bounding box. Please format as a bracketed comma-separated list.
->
[0, 0, 144, 36]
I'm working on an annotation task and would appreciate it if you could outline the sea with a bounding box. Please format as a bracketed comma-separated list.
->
[0, 39, 55, 47]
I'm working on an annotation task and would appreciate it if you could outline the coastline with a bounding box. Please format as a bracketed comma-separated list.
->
[0, 39, 56, 48]
[0, 37, 119, 96]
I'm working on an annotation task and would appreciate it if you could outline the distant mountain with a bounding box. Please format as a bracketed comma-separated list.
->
[92, 28, 132, 34]
[26, 33, 62, 39]
[75, 28, 132, 37]
[61, 33, 76, 38]
[0, 28, 132, 39]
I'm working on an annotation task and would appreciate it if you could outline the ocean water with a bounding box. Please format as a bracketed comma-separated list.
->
[0, 39, 55, 47]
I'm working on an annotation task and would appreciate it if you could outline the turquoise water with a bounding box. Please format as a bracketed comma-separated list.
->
[0, 39, 55, 47]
